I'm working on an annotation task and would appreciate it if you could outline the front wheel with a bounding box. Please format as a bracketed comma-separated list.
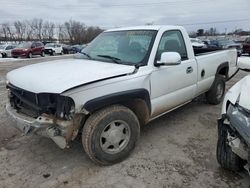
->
[28, 52, 32, 58]
[206, 75, 225, 105]
[41, 51, 45, 57]
[82, 105, 140, 165]
[217, 123, 244, 171]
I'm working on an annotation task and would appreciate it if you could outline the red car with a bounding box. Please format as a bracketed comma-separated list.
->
[11, 41, 45, 58]
[243, 37, 250, 56]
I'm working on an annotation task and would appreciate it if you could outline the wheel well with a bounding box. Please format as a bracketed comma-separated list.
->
[80, 98, 150, 132]
[121, 99, 150, 126]
[216, 62, 229, 79]
[218, 67, 228, 78]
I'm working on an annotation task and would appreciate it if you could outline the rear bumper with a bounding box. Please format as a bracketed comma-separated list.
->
[5, 103, 75, 148]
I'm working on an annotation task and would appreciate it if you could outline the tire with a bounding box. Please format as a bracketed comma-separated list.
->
[41, 51, 45, 57]
[28, 52, 32, 58]
[206, 75, 225, 105]
[82, 105, 140, 165]
[216, 123, 244, 172]
[52, 51, 55, 56]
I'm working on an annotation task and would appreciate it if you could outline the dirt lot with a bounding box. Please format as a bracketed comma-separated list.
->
[0, 55, 250, 188]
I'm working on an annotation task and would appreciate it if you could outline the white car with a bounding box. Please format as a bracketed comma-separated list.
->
[217, 57, 250, 173]
[6, 25, 241, 165]
[0, 44, 16, 58]
[190, 38, 206, 48]
[44, 43, 63, 55]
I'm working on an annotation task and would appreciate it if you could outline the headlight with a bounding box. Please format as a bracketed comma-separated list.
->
[227, 104, 250, 128]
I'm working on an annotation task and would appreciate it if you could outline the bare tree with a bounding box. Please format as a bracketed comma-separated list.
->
[30, 18, 43, 40]
[14, 21, 26, 41]
[42, 21, 55, 40]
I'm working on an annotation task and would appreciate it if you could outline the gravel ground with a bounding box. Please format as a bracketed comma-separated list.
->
[0, 55, 250, 188]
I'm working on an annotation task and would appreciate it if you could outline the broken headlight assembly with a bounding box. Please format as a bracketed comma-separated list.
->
[227, 103, 250, 145]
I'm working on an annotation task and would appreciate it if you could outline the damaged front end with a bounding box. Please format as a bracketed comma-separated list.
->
[6, 84, 84, 149]
[219, 103, 250, 173]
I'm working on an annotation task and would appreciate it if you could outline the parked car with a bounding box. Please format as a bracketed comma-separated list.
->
[11, 41, 45, 58]
[0, 44, 16, 58]
[62, 44, 74, 54]
[242, 37, 250, 56]
[44, 43, 63, 56]
[202, 39, 218, 48]
[217, 57, 250, 173]
[6, 25, 241, 165]
[190, 38, 206, 48]
[72, 44, 87, 53]
[210, 39, 242, 56]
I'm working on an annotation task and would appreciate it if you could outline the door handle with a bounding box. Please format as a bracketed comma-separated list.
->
[186, 66, 193, 74]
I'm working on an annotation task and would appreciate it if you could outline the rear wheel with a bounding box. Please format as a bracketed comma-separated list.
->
[206, 75, 225, 105]
[217, 123, 244, 171]
[41, 51, 45, 57]
[82, 105, 140, 165]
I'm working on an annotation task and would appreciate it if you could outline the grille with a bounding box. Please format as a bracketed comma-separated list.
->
[7, 84, 74, 119]
[8, 84, 41, 118]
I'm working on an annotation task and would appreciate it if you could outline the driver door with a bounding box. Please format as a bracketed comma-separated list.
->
[150, 30, 197, 117]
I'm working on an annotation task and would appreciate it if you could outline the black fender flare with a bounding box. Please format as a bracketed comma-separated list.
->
[83, 89, 151, 114]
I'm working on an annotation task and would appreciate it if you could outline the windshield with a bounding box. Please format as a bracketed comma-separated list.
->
[80, 30, 157, 65]
[17, 42, 32, 49]
[45, 43, 56, 47]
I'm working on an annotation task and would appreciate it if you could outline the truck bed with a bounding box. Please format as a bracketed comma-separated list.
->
[193, 47, 222, 56]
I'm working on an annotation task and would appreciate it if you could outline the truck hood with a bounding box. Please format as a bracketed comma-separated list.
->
[7, 59, 135, 93]
[224, 75, 250, 111]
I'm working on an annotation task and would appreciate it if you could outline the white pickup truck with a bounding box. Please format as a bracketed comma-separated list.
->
[6, 25, 240, 165]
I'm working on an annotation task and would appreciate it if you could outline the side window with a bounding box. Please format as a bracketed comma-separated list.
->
[31, 43, 36, 48]
[156, 30, 188, 61]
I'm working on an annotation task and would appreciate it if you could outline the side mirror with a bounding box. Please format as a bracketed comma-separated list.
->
[155, 52, 181, 67]
[238, 57, 250, 72]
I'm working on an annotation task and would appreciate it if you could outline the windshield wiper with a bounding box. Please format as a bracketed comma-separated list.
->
[97, 55, 121, 64]
[80, 52, 92, 59]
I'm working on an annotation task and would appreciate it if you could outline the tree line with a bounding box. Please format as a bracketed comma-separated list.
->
[0, 19, 103, 44]
[190, 27, 250, 38]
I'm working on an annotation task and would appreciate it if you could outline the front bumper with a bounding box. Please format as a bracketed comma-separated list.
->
[5, 103, 76, 148]
[44, 49, 54, 54]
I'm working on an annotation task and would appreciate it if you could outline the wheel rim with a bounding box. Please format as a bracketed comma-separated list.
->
[216, 83, 224, 100]
[100, 120, 131, 154]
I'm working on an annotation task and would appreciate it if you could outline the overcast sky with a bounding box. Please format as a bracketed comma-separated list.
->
[0, 0, 250, 32]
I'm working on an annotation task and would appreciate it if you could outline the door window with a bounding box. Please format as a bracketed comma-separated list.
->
[156, 30, 188, 61]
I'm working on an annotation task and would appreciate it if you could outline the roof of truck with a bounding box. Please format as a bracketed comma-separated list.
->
[105, 25, 184, 32]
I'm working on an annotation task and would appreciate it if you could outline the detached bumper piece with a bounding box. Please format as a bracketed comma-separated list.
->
[5, 103, 74, 149]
